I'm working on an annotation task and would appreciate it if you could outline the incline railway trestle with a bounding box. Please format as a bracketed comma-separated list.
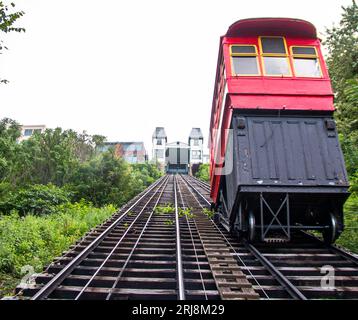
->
[14, 175, 358, 300]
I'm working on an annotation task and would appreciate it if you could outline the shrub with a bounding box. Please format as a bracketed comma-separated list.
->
[0, 184, 72, 216]
[0, 202, 116, 276]
[195, 163, 209, 182]
[337, 195, 358, 253]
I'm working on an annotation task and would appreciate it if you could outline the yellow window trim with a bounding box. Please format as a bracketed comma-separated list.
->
[259, 36, 292, 77]
[290, 46, 323, 78]
[229, 44, 261, 76]
[290, 46, 318, 58]
[230, 44, 258, 56]
[258, 36, 289, 57]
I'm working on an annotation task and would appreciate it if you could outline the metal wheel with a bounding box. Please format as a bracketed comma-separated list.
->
[322, 212, 339, 244]
[247, 210, 256, 243]
[213, 212, 220, 224]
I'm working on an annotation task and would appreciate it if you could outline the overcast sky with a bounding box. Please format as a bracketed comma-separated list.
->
[0, 0, 352, 157]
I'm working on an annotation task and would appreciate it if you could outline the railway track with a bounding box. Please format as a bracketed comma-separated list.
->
[180, 175, 358, 300]
[15, 174, 358, 300]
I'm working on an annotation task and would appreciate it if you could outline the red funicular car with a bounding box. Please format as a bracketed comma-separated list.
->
[209, 18, 349, 243]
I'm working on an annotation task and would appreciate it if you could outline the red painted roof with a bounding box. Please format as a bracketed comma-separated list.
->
[226, 18, 317, 38]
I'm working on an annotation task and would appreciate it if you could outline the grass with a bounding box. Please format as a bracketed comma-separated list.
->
[0, 273, 21, 298]
[0, 202, 116, 298]
[336, 195, 358, 253]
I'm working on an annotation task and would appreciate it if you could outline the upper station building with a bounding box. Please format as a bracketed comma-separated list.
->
[165, 141, 190, 174]
[152, 127, 167, 168]
[188, 128, 204, 164]
[152, 127, 208, 173]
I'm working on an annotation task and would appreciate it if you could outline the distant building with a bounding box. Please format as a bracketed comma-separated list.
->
[202, 154, 210, 164]
[152, 126, 207, 174]
[18, 125, 46, 142]
[152, 127, 167, 168]
[188, 128, 204, 164]
[99, 142, 146, 164]
[165, 141, 190, 174]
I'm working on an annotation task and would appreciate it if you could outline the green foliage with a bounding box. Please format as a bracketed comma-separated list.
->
[0, 118, 162, 210]
[155, 204, 174, 215]
[337, 196, 358, 253]
[164, 219, 174, 226]
[178, 207, 194, 219]
[0, 1, 25, 33]
[324, 1, 358, 194]
[0, 184, 72, 216]
[11, 128, 101, 186]
[129, 162, 163, 195]
[0, 202, 116, 277]
[68, 151, 133, 207]
[0, 273, 20, 298]
[202, 208, 214, 219]
[324, 1, 358, 99]
[0, 1, 25, 84]
[0, 118, 21, 180]
[195, 163, 210, 183]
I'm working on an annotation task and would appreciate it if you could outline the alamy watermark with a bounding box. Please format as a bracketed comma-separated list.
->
[320, 265, 335, 290]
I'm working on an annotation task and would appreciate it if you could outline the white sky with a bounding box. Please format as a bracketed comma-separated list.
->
[0, 0, 352, 157]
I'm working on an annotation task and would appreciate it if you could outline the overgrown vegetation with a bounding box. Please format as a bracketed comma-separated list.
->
[0, 202, 116, 296]
[324, 1, 358, 253]
[337, 196, 358, 253]
[202, 208, 214, 220]
[0, 118, 162, 211]
[325, 1, 358, 191]
[0, 118, 162, 297]
[178, 207, 194, 219]
[155, 204, 174, 215]
[195, 163, 209, 183]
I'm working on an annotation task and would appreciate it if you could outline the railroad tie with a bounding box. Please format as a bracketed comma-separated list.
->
[195, 213, 259, 300]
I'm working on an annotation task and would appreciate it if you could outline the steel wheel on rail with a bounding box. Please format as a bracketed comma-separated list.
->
[322, 212, 339, 244]
[247, 210, 256, 243]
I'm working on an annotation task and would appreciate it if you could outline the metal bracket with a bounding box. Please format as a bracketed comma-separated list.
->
[219, 190, 229, 218]
[260, 193, 290, 241]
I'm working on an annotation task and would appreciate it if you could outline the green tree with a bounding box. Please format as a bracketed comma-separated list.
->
[6, 127, 105, 186]
[195, 163, 210, 182]
[0, 118, 21, 181]
[0, 1, 25, 83]
[68, 151, 133, 207]
[324, 0, 358, 191]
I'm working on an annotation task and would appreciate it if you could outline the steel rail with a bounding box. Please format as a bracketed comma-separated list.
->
[244, 242, 307, 300]
[189, 175, 211, 192]
[302, 231, 358, 266]
[176, 174, 208, 300]
[180, 175, 211, 206]
[74, 175, 170, 300]
[180, 175, 272, 299]
[104, 176, 171, 300]
[174, 175, 186, 300]
[31, 175, 168, 300]
[182, 175, 308, 300]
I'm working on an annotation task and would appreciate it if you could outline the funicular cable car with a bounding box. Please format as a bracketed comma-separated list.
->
[209, 18, 350, 243]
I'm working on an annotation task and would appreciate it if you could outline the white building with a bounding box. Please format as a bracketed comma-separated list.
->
[152, 127, 167, 168]
[188, 128, 204, 164]
[18, 125, 46, 142]
[165, 141, 190, 173]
